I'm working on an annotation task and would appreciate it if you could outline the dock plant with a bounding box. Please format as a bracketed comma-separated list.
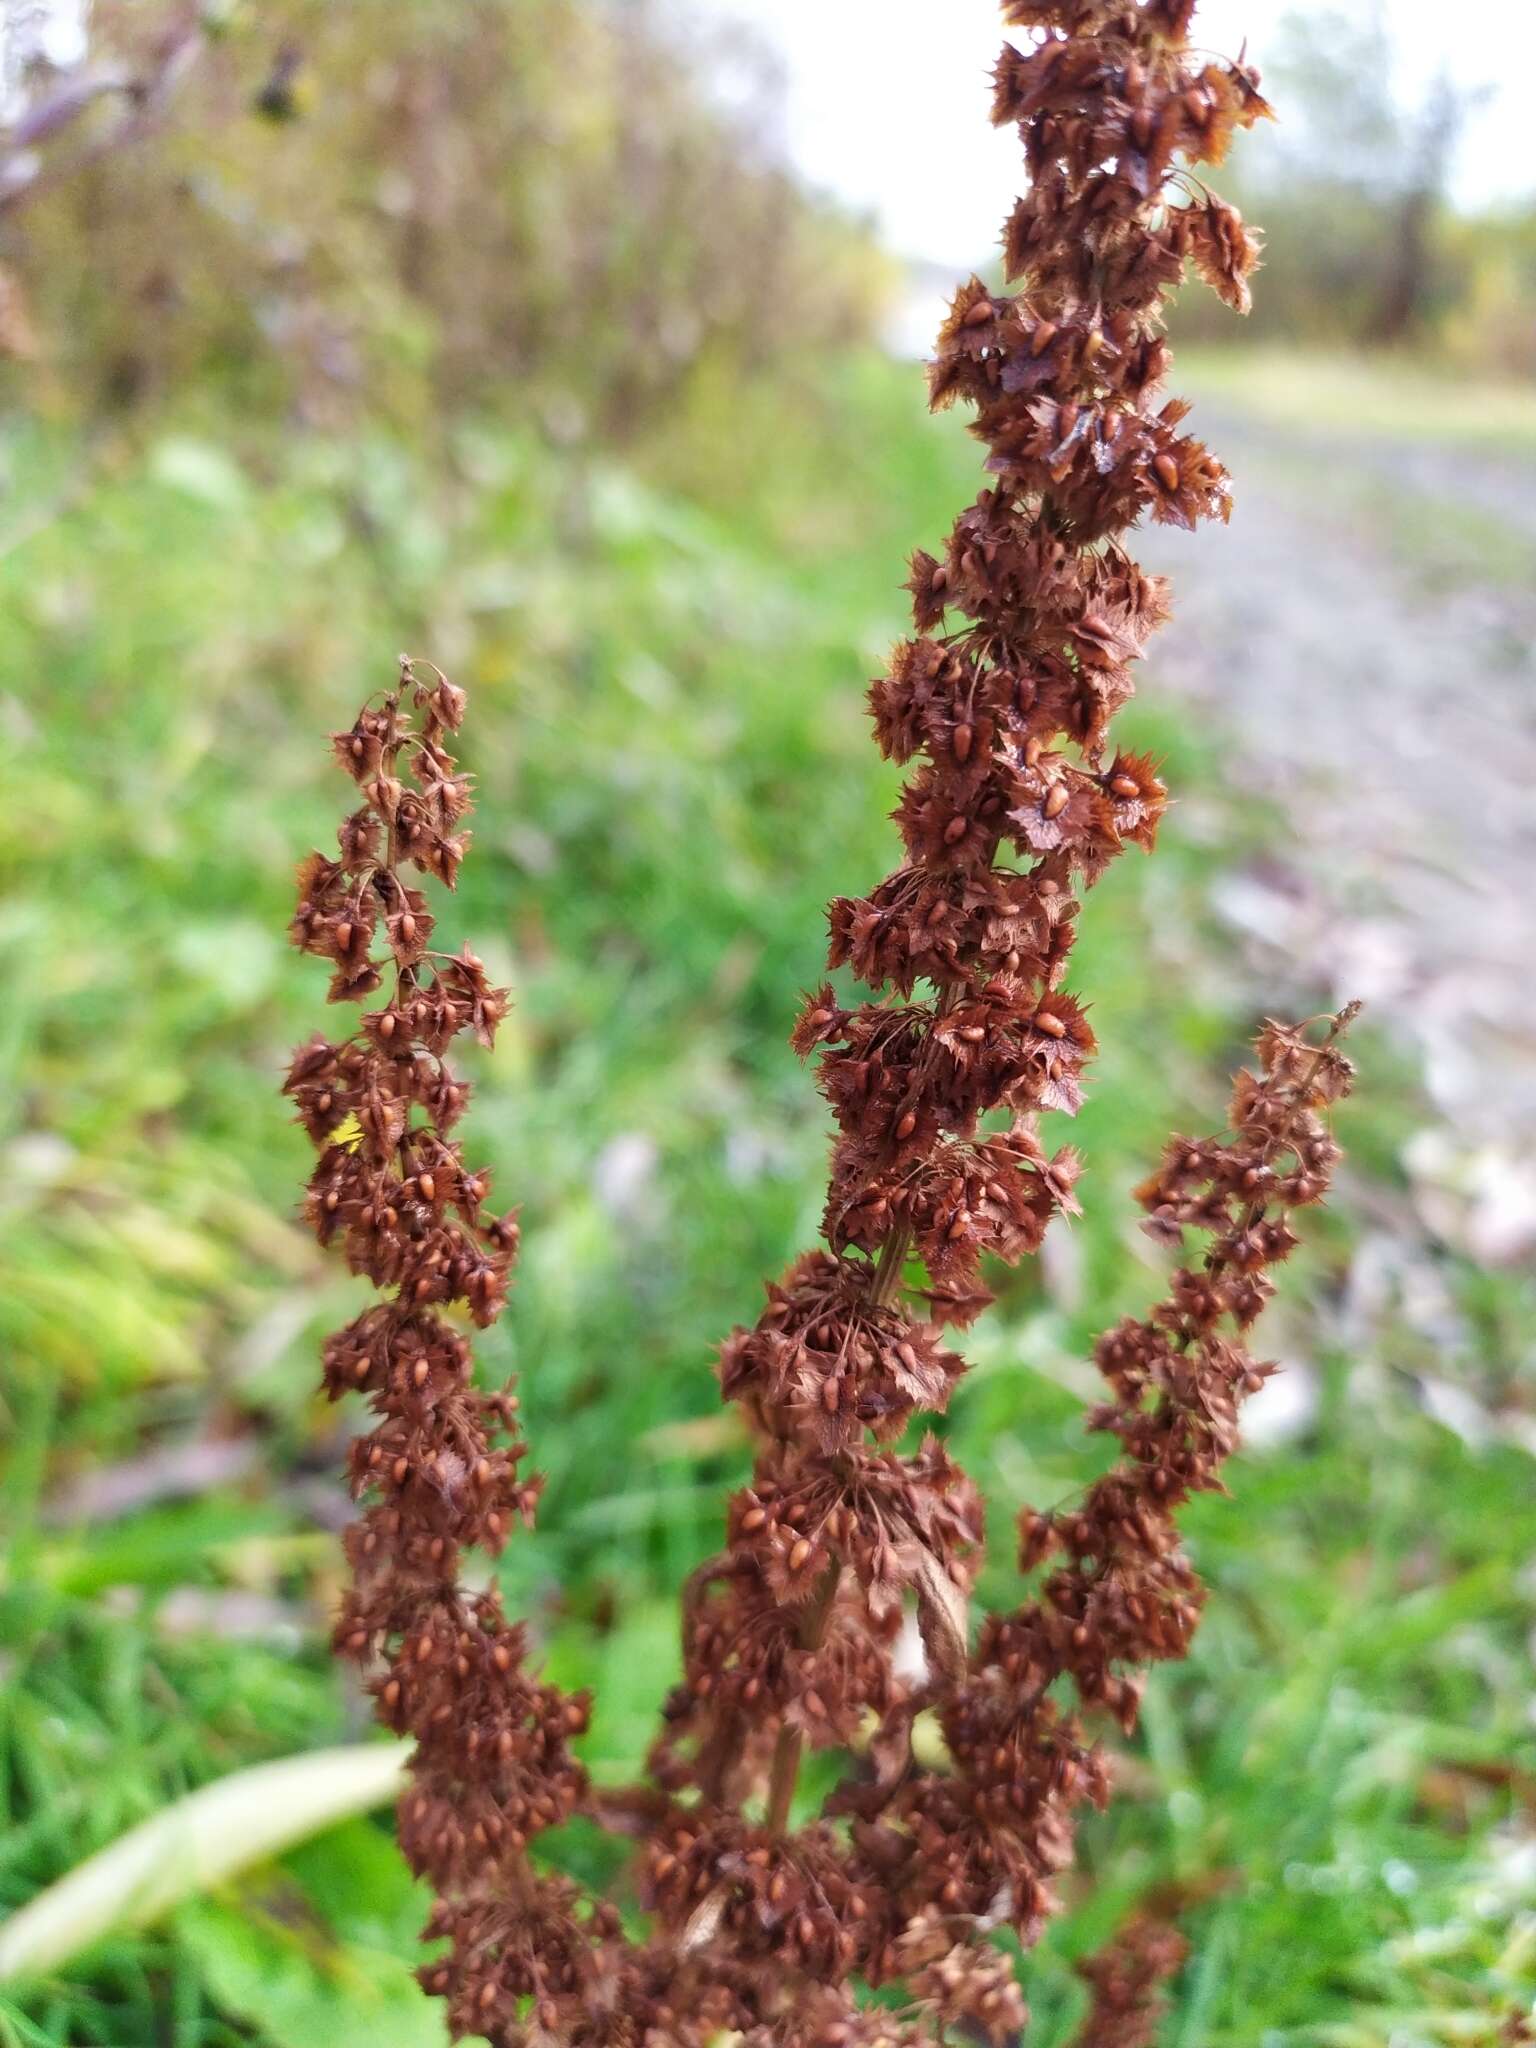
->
[288, 5, 1354, 2041]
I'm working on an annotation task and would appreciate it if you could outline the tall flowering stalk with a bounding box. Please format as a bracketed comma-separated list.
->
[633, 1, 1326, 2036]
[290, 5, 1355, 2044]
[286, 659, 601, 2035]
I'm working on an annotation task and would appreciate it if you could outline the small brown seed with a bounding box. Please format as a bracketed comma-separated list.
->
[1043, 783, 1069, 819]
[788, 1537, 812, 1572]
[943, 814, 969, 845]
[1035, 1010, 1068, 1039]
[1153, 451, 1181, 492]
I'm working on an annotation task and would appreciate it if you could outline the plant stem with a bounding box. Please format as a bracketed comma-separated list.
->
[763, 1226, 910, 1830]
[869, 1225, 912, 1310]
[765, 1562, 841, 1834]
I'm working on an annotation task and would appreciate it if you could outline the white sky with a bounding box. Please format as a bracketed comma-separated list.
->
[698, 0, 1535, 266]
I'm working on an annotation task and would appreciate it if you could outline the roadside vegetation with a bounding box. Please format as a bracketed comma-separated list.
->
[1, 2, 1532, 2042]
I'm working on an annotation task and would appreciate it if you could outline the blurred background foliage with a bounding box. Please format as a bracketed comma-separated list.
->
[0, 3, 1533, 2046]
[1169, 8, 1536, 376]
[0, 0, 891, 430]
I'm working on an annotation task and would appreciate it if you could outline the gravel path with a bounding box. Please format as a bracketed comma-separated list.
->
[1141, 407, 1536, 1263]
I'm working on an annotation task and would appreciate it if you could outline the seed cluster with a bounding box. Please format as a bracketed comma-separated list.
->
[288, 659, 599, 2034]
[1072, 1909, 1191, 2048]
[292, 7, 1356, 2044]
[626, 1, 1296, 2031]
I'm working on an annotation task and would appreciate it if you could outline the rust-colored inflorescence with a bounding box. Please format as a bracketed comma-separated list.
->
[287, 657, 603, 2034]
[1071, 1909, 1191, 2048]
[291, 7, 1355, 2045]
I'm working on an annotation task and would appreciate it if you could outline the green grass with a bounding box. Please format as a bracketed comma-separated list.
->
[1181, 344, 1536, 451]
[1, 353, 1532, 2046]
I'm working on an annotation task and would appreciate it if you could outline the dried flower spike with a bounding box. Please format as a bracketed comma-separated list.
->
[1071, 1908, 1190, 2048]
[288, 657, 595, 2033]
[626, 3, 1292, 2039]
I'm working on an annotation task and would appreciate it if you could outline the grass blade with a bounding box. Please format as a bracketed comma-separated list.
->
[0, 1744, 409, 1982]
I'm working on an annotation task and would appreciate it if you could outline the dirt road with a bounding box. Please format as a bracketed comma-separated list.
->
[1142, 398, 1536, 1263]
